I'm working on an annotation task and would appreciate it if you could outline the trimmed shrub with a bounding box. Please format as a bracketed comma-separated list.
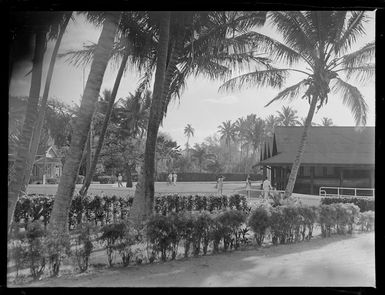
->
[72, 223, 94, 272]
[215, 210, 246, 251]
[99, 222, 126, 267]
[146, 214, 177, 262]
[358, 211, 375, 232]
[321, 197, 374, 212]
[248, 207, 270, 246]
[44, 230, 71, 277]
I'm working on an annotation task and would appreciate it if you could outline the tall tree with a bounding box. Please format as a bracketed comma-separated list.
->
[217, 120, 236, 171]
[276, 105, 300, 126]
[184, 123, 195, 158]
[221, 11, 374, 197]
[130, 12, 172, 223]
[23, 12, 73, 190]
[8, 20, 48, 232]
[48, 12, 121, 233]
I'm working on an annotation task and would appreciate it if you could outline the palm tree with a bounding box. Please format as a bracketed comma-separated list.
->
[220, 11, 374, 197]
[299, 117, 319, 126]
[234, 117, 247, 172]
[184, 123, 195, 158]
[23, 12, 73, 191]
[132, 11, 271, 221]
[217, 120, 236, 171]
[48, 12, 122, 234]
[264, 114, 280, 137]
[130, 12, 172, 223]
[8, 13, 52, 232]
[320, 117, 334, 126]
[191, 144, 216, 172]
[276, 106, 300, 126]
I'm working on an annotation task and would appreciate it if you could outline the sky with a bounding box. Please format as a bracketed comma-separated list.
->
[9, 11, 376, 147]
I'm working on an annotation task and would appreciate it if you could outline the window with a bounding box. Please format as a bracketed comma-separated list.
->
[303, 166, 311, 176]
[299, 167, 304, 176]
[314, 167, 323, 177]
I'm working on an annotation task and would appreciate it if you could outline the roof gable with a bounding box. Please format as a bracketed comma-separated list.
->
[261, 126, 375, 165]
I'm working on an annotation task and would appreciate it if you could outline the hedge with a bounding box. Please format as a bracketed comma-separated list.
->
[320, 197, 374, 212]
[13, 194, 248, 231]
[156, 172, 262, 182]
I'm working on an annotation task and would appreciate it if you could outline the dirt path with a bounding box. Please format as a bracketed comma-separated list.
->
[18, 232, 374, 287]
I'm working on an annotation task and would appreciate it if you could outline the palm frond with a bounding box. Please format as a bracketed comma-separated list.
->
[340, 64, 375, 84]
[331, 77, 368, 126]
[268, 11, 317, 63]
[341, 42, 375, 68]
[219, 68, 288, 93]
[264, 79, 309, 107]
[333, 11, 368, 55]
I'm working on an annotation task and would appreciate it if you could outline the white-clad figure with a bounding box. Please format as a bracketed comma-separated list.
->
[262, 177, 272, 199]
[172, 172, 177, 186]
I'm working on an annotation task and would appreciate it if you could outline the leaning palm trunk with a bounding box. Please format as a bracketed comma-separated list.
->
[79, 50, 130, 196]
[48, 13, 121, 234]
[284, 96, 318, 198]
[130, 12, 171, 223]
[23, 12, 72, 190]
[8, 30, 47, 233]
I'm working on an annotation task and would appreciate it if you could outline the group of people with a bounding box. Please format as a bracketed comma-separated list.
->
[167, 172, 178, 185]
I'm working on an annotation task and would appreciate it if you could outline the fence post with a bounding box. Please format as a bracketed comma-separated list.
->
[337, 187, 340, 197]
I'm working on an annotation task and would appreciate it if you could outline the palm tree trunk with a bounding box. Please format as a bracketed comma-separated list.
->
[22, 13, 72, 191]
[284, 96, 318, 198]
[8, 29, 47, 233]
[79, 50, 129, 196]
[47, 12, 121, 234]
[130, 12, 171, 223]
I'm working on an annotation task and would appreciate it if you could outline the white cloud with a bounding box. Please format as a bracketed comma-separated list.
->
[204, 95, 240, 105]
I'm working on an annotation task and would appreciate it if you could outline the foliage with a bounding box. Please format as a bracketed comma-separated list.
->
[320, 197, 374, 212]
[44, 230, 71, 277]
[247, 207, 270, 246]
[357, 211, 374, 232]
[98, 222, 126, 267]
[72, 223, 95, 272]
[318, 203, 360, 237]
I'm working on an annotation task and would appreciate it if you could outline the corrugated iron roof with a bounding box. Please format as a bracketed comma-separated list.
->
[260, 126, 375, 166]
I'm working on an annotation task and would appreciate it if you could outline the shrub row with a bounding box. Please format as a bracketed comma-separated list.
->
[320, 197, 374, 212]
[13, 194, 248, 231]
[9, 203, 374, 282]
[154, 194, 249, 215]
[157, 172, 262, 182]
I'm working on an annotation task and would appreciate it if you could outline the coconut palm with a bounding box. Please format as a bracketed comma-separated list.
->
[132, 11, 274, 221]
[48, 12, 121, 234]
[299, 117, 319, 126]
[217, 120, 237, 170]
[191, 144, 216, 172]
[184, 124, 195, 151]
[220, 11, 374, 197]
[23, 12, 73, 191]
[276, 106, 301, 126]
[264, 114, 280, 138]
[320, 117, 334, 126]
[8, 12, 73, 232]
[234, 117, 247, 171]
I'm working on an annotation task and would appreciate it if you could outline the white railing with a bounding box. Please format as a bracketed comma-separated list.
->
[234, 188, 285, 198]
[319, 186, 375, 198]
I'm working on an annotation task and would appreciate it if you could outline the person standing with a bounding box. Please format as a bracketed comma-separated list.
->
[173, 172, 177, 186]
[245, 174, 252, 198]
[168, 172, 173, 185]
[117, 173, 123, 187]
[217, 175, 225, 195]
[262, 176, 272, 199]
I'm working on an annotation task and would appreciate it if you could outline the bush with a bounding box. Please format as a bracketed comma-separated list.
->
[248, 207, 270, 246]
[46, 178, 58, 184]
[72, 223, 94, 272]
[99, 222, 126, 267]
[321, 197, 374, 212]
[214, 210, 246, 251]
[24, 221, 47, 280]
[192, 211, 215, 256]
[44, 230, 71, 277]
[146, 214, 177, 262]
[358, 211, 375, 232]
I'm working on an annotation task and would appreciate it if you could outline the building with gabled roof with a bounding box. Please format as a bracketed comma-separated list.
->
[258, 126, 375, 195]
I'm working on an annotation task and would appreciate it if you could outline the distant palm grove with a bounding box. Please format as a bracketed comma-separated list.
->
[9, 11, 374, 237]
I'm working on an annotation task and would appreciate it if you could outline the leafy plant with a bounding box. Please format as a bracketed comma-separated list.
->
[248, 207, 270, 246]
